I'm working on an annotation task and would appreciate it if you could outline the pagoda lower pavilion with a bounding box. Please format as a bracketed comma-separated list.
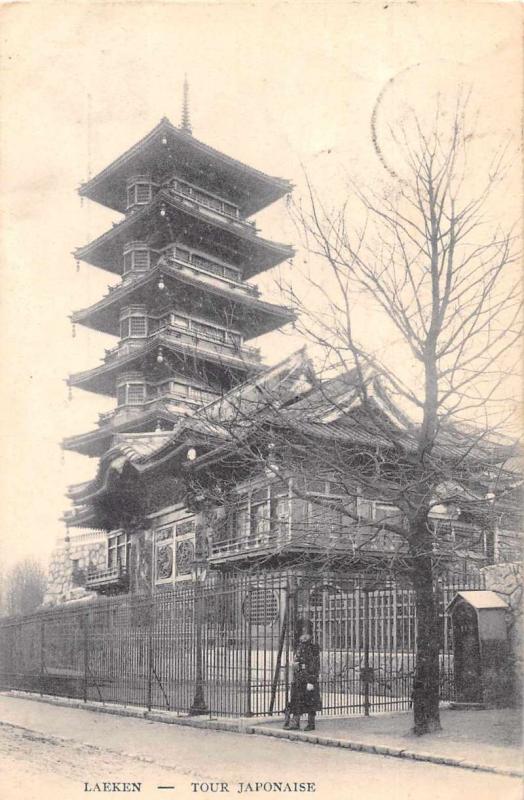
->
[63, 107, 295, 459]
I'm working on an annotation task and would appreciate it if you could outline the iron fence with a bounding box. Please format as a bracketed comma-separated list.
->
[0, 569, 484, 717]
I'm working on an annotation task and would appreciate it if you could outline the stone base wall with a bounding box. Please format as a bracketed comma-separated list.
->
[481, 561, 523, 705]
[43, 529, 107, 606]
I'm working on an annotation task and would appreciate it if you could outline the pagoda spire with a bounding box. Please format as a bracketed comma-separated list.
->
[181, 75, 192, 134]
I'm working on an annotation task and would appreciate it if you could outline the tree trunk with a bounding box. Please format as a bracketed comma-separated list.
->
[410, 527, 442, 735]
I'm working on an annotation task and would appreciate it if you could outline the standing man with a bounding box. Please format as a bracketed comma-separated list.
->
[284, 618, 322, 731]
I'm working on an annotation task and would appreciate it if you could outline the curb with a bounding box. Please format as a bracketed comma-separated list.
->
[2, 691, 521, 780]
[251, 725, 523, 778]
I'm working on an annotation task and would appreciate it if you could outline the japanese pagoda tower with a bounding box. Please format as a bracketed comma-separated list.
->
[63, 95, 295, 459]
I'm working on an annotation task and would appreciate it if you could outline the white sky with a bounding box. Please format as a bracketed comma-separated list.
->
[0, 1, 521, 572]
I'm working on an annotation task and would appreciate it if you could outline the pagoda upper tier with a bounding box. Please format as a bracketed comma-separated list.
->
[67, 324, 263, 396]
[78, 117, 292, 217]
[71, 255, 295, 339]
[65, 114, 295, 460]
[75, 190, 293, 278]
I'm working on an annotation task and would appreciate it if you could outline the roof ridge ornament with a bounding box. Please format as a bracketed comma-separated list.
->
[181, 74, 192, 135]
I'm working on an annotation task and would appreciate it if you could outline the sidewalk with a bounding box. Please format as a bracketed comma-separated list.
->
[253, 707, 523, 776]
[2, 691, 522, 778]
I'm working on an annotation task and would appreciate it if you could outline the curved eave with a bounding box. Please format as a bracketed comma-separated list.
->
[71, 262, 296, 338]
[65, 431, 187, 510]
[67, 334, 263, 396]
[62, 408, 184, 458]
[74, 191, 294, 279]
[78, 118, 292, 217]
[63, 507, 100, 529]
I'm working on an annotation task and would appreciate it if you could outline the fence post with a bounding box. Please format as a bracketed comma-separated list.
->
[284, 587, 291, 710]
[40, 618, 45, 696]
[189, 573, 208, 716]
[268, 585, 288, 716]
[17, 622, 22, 690]
[83, 611, 89, 702]
[147, 599, 153, 712]
[246, 596, 253, 718]
[363, 588, 370, 716]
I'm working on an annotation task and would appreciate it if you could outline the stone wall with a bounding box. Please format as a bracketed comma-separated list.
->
[481, 561, 523, 705]
[43, 529, 107, 606]
[495, 529, 522, 564]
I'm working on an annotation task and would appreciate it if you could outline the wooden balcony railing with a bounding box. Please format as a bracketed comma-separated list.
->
[162, 252, 260, 298]
[165, 176, 257, 232]
[103, 327, 261, 365]
[209, 524, 406, 562]
[86, 564, 129, 592]
[166, 186, 257, 233]
[97, 392, 216, 428]
[104, 340, 144, 362]
[209, 520, 489, 562]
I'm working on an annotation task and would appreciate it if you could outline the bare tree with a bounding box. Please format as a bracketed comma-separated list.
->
[281, 101, 521, 733]
[3, 558, 47, 617]
[183, 101, 520, 735]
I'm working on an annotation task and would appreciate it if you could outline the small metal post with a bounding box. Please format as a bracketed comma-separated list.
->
[189, 562, 208, 716]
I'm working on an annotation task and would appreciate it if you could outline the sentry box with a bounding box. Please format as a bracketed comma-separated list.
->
[447, 590, 512, 709]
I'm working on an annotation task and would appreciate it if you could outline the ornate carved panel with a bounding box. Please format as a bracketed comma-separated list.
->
[176, 519, 195, 537]
[154, 526, 174, 584]
[176, 540, 195, 576]
[156, 544, 174, 580]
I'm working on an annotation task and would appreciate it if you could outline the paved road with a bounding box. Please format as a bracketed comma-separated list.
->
[0, 695, 521, 800]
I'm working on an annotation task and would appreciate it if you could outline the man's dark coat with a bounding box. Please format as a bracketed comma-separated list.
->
[288, 639, 322, 714]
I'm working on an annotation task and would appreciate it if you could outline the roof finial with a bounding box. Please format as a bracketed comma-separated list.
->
[181, 74, 192, 134]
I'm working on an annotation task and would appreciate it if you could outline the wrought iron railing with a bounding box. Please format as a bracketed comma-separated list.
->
[0, 569, 484, 717]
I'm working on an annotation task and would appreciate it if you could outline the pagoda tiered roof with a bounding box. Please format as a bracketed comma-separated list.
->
[78, 118, 293, 216]
[65, 111, 296, 471]
[74, 191, 293, 278]
[71, 258, 295, 339]
[67, 328, 263, 396]
[62, 401, 187, 458]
